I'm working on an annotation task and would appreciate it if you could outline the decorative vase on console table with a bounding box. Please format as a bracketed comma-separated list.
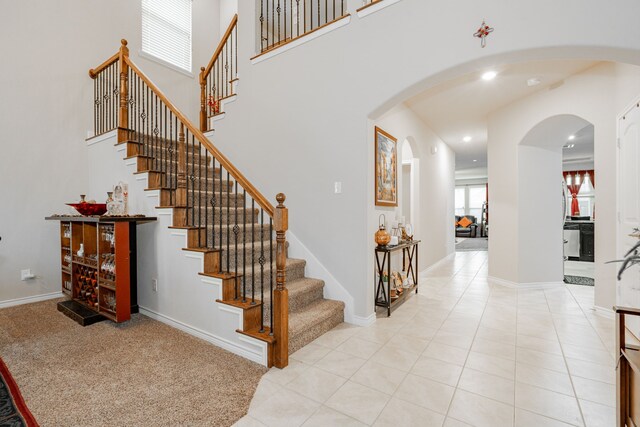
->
[375, 214, 391, 247]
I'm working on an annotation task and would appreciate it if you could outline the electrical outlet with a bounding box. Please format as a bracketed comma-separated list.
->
[21, 269, 35, 281]
[152, 278, 158, 292]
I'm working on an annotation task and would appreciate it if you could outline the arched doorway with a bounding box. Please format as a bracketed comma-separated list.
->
[517, 114, 594, 285]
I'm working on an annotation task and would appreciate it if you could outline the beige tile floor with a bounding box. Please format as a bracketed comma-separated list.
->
[234, 251, 616, 427]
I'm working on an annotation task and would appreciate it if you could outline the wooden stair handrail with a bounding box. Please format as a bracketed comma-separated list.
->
[88, 40, 288, 368]
[89, 51, 119, 78]
[200, 14, 238, 84]
[123, 56, 275, 217]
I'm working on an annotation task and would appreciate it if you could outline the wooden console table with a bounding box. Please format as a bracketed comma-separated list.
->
[615, 306, 640, 427]
[46, 216, 155, 325]
[374, 240, 420, 317]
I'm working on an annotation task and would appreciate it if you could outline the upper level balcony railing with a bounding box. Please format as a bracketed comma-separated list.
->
[258, 0, 347, 53]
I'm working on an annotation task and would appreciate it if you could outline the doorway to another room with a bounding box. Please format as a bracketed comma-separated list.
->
[562, 125, 595, 286]
[455, 182, 489, 252]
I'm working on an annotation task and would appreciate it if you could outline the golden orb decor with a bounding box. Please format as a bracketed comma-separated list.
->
[375, 214, 391, 247]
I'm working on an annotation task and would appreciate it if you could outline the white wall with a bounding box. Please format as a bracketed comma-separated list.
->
[488, 62, 640, 309]
[0, 0, 220, 304]
[220, 0, 239, 36]
[207, 0, 640, 320]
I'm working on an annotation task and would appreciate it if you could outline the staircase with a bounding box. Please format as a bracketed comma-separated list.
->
[89, 39, 344, 368]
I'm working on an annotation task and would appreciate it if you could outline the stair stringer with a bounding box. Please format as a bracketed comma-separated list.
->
[86, 130, 270, 366]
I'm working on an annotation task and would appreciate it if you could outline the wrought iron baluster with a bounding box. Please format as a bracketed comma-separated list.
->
[269, 217, 274, 334]
[259, 209, 265, 332]
[260, 0, 265, 52]
[235, 181, 241, 301]
[210, 158, 216, 248]
[226, 170, 231, 275]
[219, 164, 223, 254]
[251, 198, 255, 305]
[242, 191, 247, 306]
[198, 140, 203, 246]
[93, 74, 97, 135]
[205, 143, 209, 247]
[190, 133, 196, 229]
[277, 0, 281, 44]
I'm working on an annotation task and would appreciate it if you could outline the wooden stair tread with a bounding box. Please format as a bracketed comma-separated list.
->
[216, 298, 262, 309]
[168, 225, 204, 230]
[199, 271, 242, 280]
[134, 170, 164, 175]
[237, 327, 275, 344]
[182, 247, 221, 254]
[124, 154, 153, 160]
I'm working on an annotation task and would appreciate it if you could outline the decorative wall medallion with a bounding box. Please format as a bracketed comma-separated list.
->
[474, 20, 494, 48]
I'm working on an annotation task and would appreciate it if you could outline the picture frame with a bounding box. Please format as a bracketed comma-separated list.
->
[374, 126, 398, 207]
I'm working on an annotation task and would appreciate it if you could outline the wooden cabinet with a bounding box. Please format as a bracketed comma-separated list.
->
[47, 216, 155, 325]
[615, 307, 640, 427]
[563, 221, 595, 262]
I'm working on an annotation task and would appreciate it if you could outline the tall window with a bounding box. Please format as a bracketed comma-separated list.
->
[468, 186, 486, 218]
[456, 185, 486, 218]
[455, 188, 466, 216]
[142, 0, 193, 73]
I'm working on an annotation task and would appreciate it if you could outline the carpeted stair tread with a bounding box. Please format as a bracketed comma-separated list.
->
[288, 299, 345, 354]
[261, 277, 325, 319]
[238, 258, 306, 285]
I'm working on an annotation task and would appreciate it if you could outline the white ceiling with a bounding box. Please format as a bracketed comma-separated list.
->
[404, 60, 599, 180]
[562, 124, 594, 169]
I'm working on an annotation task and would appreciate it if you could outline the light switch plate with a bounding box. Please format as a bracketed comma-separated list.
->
[334, 182, 342, 194]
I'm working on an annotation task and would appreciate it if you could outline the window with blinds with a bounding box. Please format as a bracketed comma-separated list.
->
[141, 0, 192, 73]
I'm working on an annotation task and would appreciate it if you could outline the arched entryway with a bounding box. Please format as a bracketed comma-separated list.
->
[517, 114, 594, 285]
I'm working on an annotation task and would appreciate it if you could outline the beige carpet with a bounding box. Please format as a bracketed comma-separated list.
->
[0, 299, 266, 427]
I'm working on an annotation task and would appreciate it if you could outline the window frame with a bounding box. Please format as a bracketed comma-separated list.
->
[140, 0, 194, 77]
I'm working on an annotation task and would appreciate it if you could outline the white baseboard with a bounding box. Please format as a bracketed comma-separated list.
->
[138, 306, 265, 366]
[593, 305, 614, 319]
[0, 292, 64, 309]
[488, 276, 564, 290]
[350, 313, 376, 327]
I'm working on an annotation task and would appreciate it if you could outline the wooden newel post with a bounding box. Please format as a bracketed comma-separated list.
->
[199, 67, 207, 132]
[118, 39, 130, 133]
[273, 193, 289, 368]
[176, 123, 187, 207]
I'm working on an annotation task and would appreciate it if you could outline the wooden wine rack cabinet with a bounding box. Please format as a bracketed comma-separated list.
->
[46, 216, 156, 325]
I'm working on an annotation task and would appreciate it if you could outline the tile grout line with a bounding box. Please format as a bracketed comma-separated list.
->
[542, 285, 588, 427]
[442, 252, 490, 423]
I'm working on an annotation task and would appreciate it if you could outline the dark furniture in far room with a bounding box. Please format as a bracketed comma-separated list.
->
[455, 215, 478, 238]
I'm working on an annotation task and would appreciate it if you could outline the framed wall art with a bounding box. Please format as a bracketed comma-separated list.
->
[374, 126, 398, 207]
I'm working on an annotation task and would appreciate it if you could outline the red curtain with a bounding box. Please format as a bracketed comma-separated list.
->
[563, 170, 594, 216]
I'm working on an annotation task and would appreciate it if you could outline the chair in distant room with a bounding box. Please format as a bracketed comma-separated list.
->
[455, 215, 478, 238]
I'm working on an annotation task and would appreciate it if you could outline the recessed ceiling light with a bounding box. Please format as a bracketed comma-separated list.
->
[473, 159, 478, 162]
[482, 71, 497, 81]
[564, 144, 575, 149]
[463, 136, 472, 142]
[568, 135, 576, 141]
[527, 78, 541, 87]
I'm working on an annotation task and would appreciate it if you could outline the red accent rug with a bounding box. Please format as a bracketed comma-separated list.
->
[0, 358, 39, 426]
